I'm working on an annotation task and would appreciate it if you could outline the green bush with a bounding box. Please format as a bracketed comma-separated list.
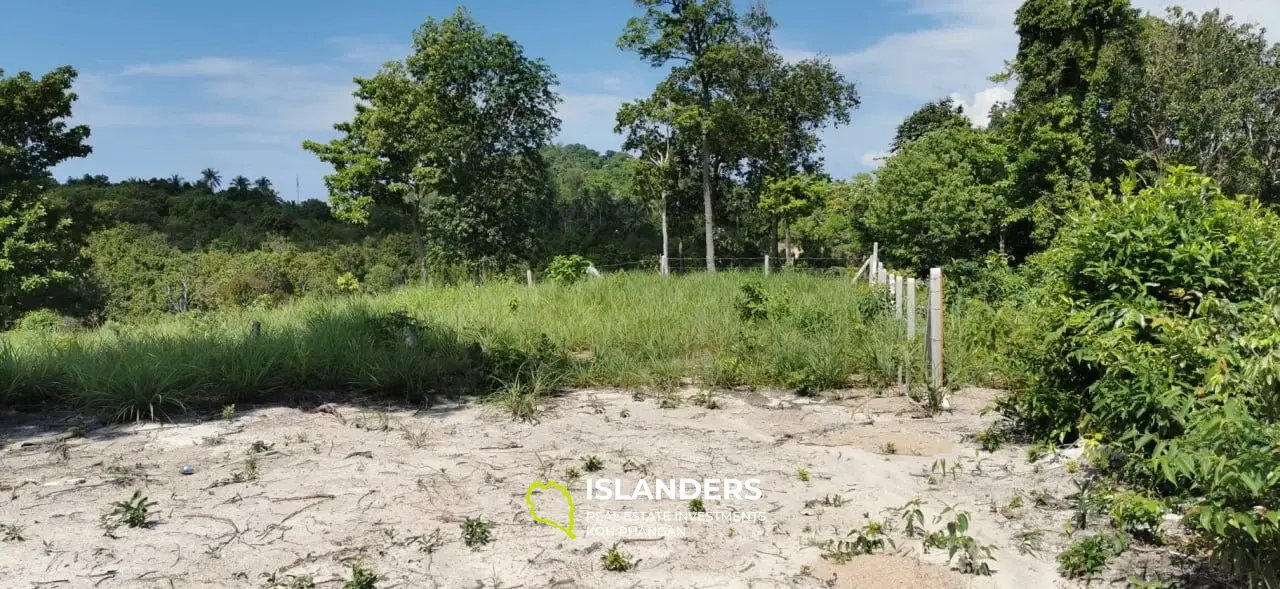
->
[15, 309, 67, 333]
[546, 255, 590, 285]
[1004, 167, 1280, 585]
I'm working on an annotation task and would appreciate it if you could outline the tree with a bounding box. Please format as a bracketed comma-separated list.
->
[891, 98, 969, 152]
[619, 0, 746, 272]
[616, 95, 684, 273]
[0, 66, 92, 324]
[228, 175, 251, 192]
[1137, 8, 1280, 201]
[305, 7, 560, 278]
[859, 126, 1010, 275]
[999, 0, 1145, 252]
[253, 177, 273, 194]
[759, 174, 826, 264]
[200, 168, 222, 192]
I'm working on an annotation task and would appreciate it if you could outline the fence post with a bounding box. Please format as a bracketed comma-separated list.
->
[928, 268, 944, 392]
[906, 277, 917, 338]
[527, 269, 534, 287]
[895, 275, 904, 319]
[871, 243, 879, 285]
[764, 255, 770, 276]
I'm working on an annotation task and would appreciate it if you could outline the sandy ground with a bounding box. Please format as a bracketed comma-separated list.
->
[0, 387, 1119, 588]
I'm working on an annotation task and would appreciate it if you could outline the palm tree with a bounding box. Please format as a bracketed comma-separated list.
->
[229, 175, 251, 192]
[200, 168, 222, 191]
[168, 174, 184, 190]
[253, 177, 273, 193]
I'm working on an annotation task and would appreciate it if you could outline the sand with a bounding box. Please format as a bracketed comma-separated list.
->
[1, 387, 1101, 588]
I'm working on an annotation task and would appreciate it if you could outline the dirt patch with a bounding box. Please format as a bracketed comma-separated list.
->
[807, 554, 970, 589]
[0, 387, 1090, 588]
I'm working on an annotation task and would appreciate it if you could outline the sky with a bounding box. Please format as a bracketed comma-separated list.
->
[3, 0, 1278, 201]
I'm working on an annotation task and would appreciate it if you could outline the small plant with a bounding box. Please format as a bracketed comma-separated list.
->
[619, 409, 630, 418]
[1057, 533, 1126, 580]
[976, 425, 1004, 453]
[1109, 491, 1166, 543]
[460, 517, 493, 549]
[691, 390, 720, 409]
[336, 272, 360, 294]
[2, 523, 25, 542]
[564, 466, 581, 483]
[232, 455, 260, 483]
[402, 427, 430, 449]
[923, 505, 997, 575]
[546, 255, 591, 285]
[880, 442, 898, 455]
[797, 468, 810, 483]
[582, 455, 604, 473]
[601, 542, 634, 572]
[817, 522, 893, 563]
[1065, 458, 1081, 474]
[108, 490, 157, 529]
[688, 498, 706, 513]
[890, 499, 927, 538]
[222, 404, 235, 421]
[342, 560, 378, 589]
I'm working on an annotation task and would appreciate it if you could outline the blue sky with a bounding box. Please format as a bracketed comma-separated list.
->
[4, 0, 1274, 201]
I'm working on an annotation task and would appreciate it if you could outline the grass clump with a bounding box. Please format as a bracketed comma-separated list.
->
[601, 542, 634, 572]
[342, 560, 378, 589]
[107, 490, 156, 529]
[460, 516, 493, 549]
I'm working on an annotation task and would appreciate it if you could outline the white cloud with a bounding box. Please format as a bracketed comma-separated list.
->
[949, 86, 1014, 127]
[860, 151, 890, 168]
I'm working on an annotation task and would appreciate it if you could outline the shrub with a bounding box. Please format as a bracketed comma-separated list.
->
[336, 272, 360, 294]
[546, 255, 591, 285]
[1004, 167, 1280, 585]
[15, 309, 66, 333]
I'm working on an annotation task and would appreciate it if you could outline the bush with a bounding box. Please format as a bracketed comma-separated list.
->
[1003, 167, 1280, 585]
[14, 309, 67, 333]
[546, 255, 590, 285]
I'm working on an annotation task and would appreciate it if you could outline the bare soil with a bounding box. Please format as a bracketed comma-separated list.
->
[0, 387, 1139, 588]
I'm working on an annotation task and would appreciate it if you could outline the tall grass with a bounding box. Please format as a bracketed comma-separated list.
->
[0, 271, 1009, 419]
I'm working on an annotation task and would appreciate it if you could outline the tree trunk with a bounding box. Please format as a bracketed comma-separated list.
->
[661, 190, 670, 276]
[784, 219, 792, 265]
[410, 202, 426, 284]
[700, 126, 716, 272]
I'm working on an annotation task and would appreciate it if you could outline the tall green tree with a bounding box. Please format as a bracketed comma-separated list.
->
[759, 173, 826, 264]
[859, 126, 1010, 275]
[1000, 0, 1145, 251]
[616, 95, 685, 272]
[304, 7, 560, 277]
[891, 98, 969, 153]
[1137, 8, 1280, 201]
[619, 0, 746, 272]
[0, 66, 91, 323]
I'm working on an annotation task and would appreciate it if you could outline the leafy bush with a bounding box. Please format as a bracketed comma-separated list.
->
[14, 309, 67, 333]
[734, 281, 790, 322]
[546, 255, 591, 285]
[1004, 168, 1280, 585]
[1057, 533, 1126, 580]
[336, 272, 360, 294]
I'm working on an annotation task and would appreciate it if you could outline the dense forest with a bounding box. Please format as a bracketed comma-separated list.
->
[3, 1, 1279, 328]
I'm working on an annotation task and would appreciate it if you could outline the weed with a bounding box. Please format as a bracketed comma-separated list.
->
[232, 455, 260, 483]
[1066, 479, 1110, 533]
[249, 440, 273, 453]
[601, 542, 634, 572]
[1014, 528, 1045, 556]
[688, 499, 706, 513]
[880, 442, 898, 455]
[564, 466, 582, 484]
[402, 427, 430, 449]
[222, 404, 235, 421]
[1065, 458, 1080, 474]
[342, 560, 378, 589]
[975, 425, 1004, 453]
[797, 468, 810, 483]
[619, 409, 630, 418]
[263, 573, 316, 589]
[108, 490, 156, 529]
[486, 363, 561, 423]
[1057, 533, 1127, 580]
[817, 521, 894, 563]
[888, 499, 927, 538]
[691, 390, 720, 409]
[460, 516, 493, 549]
[1109, 491, 1166, 543]
[922, 506, 997, 575]
[2, 523, 25, 542]
[403, 529, 444, 554]
[582, 455, 604, 473]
